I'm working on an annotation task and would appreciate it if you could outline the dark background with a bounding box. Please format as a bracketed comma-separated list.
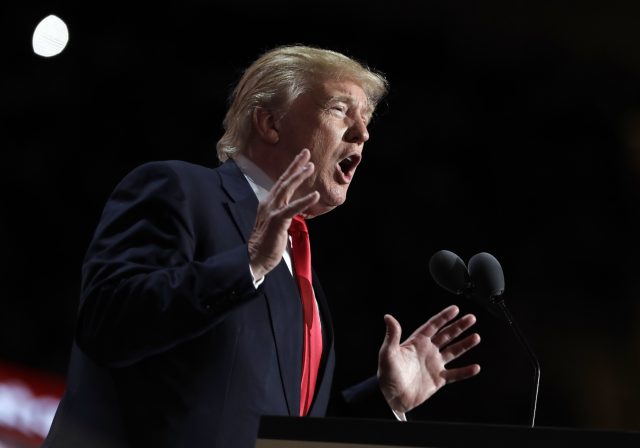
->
[3, 0, 640, 433]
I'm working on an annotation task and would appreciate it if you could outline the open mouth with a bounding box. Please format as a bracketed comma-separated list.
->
[338, 154, 361, 177]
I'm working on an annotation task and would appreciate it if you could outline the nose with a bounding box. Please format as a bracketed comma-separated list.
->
[345, 118, 369, 144]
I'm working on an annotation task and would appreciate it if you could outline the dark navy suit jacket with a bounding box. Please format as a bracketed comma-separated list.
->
[42, 159, 337, 448]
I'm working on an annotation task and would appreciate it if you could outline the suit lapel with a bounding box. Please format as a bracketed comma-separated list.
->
[262, 263, 303, 415]
[218, 159, 303, 416]
[219, 160, 257, 241]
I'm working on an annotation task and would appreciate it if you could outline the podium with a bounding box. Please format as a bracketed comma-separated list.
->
[256, 416, 640, 447]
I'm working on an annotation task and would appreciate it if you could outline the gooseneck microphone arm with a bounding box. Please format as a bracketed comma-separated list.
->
[491, 295, 540, 428]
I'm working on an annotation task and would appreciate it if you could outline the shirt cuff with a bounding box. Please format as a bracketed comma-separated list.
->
[392, 409, 407, 422]
[249, 264, 265, 288]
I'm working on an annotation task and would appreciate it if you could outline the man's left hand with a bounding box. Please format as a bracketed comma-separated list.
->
[377, 305, 481, 414]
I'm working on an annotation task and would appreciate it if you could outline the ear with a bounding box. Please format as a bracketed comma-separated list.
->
[252, 107, 280, 144]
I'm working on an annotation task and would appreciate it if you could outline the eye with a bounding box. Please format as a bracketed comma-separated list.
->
[329, 103, 347, 115]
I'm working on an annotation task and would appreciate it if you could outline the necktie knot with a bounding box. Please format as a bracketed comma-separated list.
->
[288, 215, 308, 236]
[288, 215, 311, 278]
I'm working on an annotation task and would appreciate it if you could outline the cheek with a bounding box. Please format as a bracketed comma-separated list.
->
[308, 134, 331, 165]
[311, 128, 342, 163]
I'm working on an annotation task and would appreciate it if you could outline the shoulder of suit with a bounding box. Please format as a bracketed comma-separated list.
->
[121, 159, 224, 183]
[112, 160, 226, 196]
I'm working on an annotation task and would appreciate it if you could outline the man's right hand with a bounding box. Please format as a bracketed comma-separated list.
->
[248, 148, 320, 281]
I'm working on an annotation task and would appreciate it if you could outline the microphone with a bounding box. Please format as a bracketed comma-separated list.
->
[428, 250, 470, 296]
[428, 250, 541, 427]
[429, 250, 500, 315]
[467, 252, 504, 300]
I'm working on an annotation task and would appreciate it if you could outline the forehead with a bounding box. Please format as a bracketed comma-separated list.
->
[314, 78, 370, 108]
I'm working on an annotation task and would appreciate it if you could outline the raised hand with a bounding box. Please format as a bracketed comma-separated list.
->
[377, 305, 481, 413]
[248, 149, 320, 280]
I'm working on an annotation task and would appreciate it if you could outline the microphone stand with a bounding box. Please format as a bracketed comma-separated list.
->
[491, 295, 540, 428]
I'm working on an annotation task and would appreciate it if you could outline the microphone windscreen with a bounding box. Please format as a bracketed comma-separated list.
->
[429, 250, 470, 295]
[468, 252, 505, 299]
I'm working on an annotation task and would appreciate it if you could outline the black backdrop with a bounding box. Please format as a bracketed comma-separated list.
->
[3, 0, 640, 432]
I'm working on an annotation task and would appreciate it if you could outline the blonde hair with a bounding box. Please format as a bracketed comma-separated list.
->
[216, 45, 388, 161]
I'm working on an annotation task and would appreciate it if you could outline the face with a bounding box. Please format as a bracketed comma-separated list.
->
[274, 78, 372, 217]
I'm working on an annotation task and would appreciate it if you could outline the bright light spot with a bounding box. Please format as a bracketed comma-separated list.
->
[32, 15, 69, 57]
[0, 381, 59, 438]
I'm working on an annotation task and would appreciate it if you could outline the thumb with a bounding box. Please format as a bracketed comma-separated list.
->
[382, 314, 402, 350]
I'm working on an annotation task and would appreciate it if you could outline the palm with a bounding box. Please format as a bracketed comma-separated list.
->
[377, 306, 481, 413]
[247, 149, 319, 279]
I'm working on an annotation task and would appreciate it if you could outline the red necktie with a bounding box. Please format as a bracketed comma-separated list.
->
[288, 215, 323, 416]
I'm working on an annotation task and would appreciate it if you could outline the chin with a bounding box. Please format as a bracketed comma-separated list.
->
[304, 195, 345, 218]
[303, 186, 347, 218]
[304, 203, 338, 219]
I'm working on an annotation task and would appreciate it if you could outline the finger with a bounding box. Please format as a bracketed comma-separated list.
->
[274, 149, 311, 188]
[272, 161, 316, 207]
[280, 191, 320, 219]
[441, 333, 481, 364]
[409, 305, 460, 340]
[442, 364, 481, 384]
[271, 150, 313, 204]
[380, 314, 402, 352]
[430, 314, 476, 348]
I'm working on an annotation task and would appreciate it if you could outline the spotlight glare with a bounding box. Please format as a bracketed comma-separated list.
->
[32, 15, 69, 57]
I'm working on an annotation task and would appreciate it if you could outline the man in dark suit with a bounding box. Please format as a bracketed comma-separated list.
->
[43, 45, 481, 448]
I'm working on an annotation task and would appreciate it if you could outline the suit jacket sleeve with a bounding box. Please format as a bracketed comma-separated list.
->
[75, 162, 258, 368]
[329, 376, 397, 419]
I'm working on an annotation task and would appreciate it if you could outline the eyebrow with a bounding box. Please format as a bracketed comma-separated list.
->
[326, 94, 373, 122]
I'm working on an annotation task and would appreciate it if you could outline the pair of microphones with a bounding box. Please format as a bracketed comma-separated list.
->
[428, 250, 540, 427]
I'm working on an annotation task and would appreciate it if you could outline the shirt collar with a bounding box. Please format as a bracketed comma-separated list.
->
[233, 153, 274, 202]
